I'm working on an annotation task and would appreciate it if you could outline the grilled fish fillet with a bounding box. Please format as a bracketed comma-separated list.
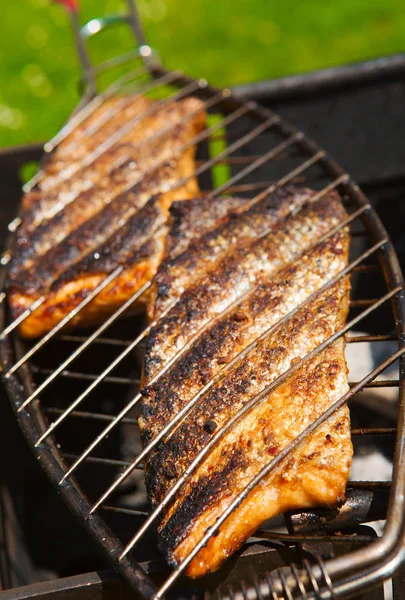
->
[140, 190, 352, 577]
[8, 97, 206, 338]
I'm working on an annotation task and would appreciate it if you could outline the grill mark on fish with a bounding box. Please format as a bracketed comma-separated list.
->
[8, 233, 165, 339]
[7, 176, 196, 338]
[52, 201, 167, 290]
[38, 97, 149, 187]
[21, 95, 153, 221]
[152, 186, 315, 318]
[21, 96, 142, 205]
[42, 97, 152, 186]
[14, 195, 163, 295]
[144, 194, 347, 383]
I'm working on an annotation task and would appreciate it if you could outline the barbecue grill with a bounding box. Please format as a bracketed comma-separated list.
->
[0, 2, 405, 598]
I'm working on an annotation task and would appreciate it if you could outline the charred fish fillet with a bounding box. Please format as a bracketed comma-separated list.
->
[8, 96, 206, 338]
[140, 189, 352, 577]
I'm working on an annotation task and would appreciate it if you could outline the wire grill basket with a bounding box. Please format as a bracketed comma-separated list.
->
[1, 2, 405, 598]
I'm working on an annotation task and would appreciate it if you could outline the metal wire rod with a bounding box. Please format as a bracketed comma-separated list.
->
[98, 504, 375, 544]
[102, 505, 148, 518]
[20, 281, 150, 412]
[348, 481, 391, 489]
[215, 150, 331, 212]
[352, 264, 381, 273]
[117, 281, 399, 560]
[204, 132, 303, 200]
[170, 114, 282, 196]
[7, 266, 124, 382]
[154, 342, 405, 599]
[0, 296, 46, 340]
[34, 367, 140, 386]
[349, 379, 399, 388]
[42, 408, 397, 436]
[35, 295, 175, 447]
[58, 335, 135, 347]
[43, 407, 139, 425]
[351, 428, 396, 435]
[350, 298, 381, 307]
[347, 333, 397, 343]
[63, 453, 142, 469]
[90, 234, 386, 515]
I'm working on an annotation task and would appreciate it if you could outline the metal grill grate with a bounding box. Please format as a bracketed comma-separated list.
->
[1, 3, 405, 599]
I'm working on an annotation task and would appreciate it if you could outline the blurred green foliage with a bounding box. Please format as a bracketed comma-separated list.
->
[0, 0, 404, 147]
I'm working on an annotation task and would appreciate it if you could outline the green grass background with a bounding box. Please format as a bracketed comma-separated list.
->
[1, 0, 405, 148]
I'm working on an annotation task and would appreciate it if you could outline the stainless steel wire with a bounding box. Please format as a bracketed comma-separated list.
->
[20, 280, 151, 413]
[6, 266, 124, 381]
[0, 296, 46, 340]
[36, 294, 176, 447]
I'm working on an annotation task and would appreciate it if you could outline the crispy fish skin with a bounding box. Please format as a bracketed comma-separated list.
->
[140, 192, 351, 577]
[147, 195, 249, 319]
[151, 186, 315, 319]
[8, 97, 206, 338]
[143, 192, 347, 383]
[164, 196, 251, 263]
[11, 98, 206, 277]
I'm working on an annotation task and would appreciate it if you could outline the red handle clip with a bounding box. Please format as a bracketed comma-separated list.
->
[52, 0, 79, 13]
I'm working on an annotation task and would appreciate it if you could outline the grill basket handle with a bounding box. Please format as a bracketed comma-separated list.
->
[52, 0, 155, 101]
